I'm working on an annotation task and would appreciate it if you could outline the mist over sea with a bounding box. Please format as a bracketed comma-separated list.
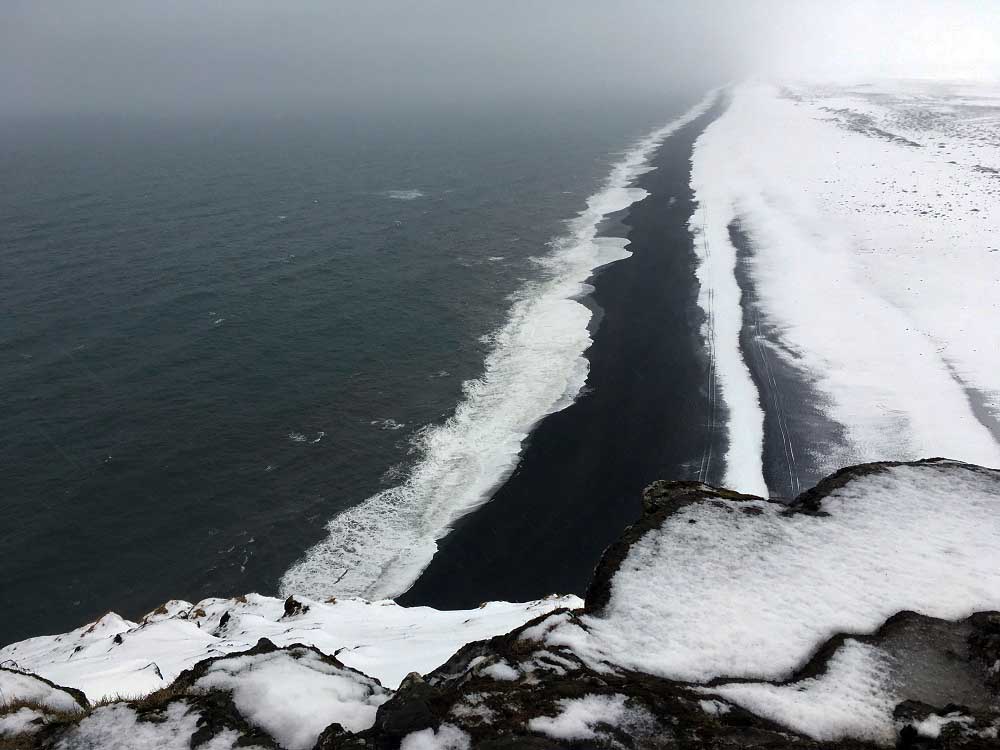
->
[0, 98, 696, 645]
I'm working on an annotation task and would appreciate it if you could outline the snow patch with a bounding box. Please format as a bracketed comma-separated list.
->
[698, 699, 730, 717]
[689, 117, 767, 495]
[399, 723, 471, 750]
[0, 668, 83, 713]
[0, 707, 48, 737]
[194, 647, 388, 750]
[449, 693, 496, 724]
[479, 660, 519, 681]
[527, 693, 656, 741]
[53, 702, 256, 750]
[708, 640, 897, 743]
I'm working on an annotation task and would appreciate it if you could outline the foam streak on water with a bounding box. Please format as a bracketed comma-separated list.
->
[280, 92, 718, 601]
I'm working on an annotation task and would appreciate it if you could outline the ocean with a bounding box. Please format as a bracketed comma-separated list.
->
[1, 97, 704, 645]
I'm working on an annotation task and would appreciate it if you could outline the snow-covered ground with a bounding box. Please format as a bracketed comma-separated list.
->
[540, 461, 1000, 684]
[0, 594, 580, 703]
[706, 634, 999, 745]
[690, 80, 1000, 495]
[51, 702, 263, 750]
[707, 640, 897, 743]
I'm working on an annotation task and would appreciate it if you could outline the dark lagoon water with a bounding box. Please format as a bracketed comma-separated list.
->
[1, 98, 700, 645]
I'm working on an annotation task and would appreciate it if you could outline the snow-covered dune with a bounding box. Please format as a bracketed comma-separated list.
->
[690, 80, 1000, 494]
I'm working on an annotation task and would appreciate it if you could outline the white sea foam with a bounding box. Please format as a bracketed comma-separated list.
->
[280, 91, 718, 601]
[370, 419, 406, 431]
[288, 431, 324, 444]
[385, 189, 425, 200]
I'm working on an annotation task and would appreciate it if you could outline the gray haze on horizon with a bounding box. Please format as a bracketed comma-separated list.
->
[2, 0, 998, 117]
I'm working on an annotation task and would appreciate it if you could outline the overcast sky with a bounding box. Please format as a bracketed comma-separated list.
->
[2, 0, 998, 117]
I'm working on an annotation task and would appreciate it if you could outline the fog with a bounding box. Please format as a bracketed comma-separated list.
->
[2, 0, 997, 117]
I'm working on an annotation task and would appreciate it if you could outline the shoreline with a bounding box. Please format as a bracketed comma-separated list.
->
[399, 100, 728, 609]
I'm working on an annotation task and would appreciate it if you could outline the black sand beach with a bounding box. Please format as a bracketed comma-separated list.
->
[399, 101, 728, 609]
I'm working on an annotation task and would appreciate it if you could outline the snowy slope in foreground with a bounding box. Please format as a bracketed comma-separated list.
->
[0, 595, 580, 702]
[3, 460, 1000, 747]
[690, 80, 1000, 494]
[366, 459, 1000, 748]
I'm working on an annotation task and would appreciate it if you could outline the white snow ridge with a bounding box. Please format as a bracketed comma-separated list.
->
[0, 595, 579, 703]
[542, 461, 1000, 684]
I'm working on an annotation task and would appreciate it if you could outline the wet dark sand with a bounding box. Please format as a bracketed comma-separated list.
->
[399, 101, 728, 608]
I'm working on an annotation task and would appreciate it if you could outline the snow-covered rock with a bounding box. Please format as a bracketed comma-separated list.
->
[0, 707, 50, 737]
[0, 595, 580, 703]
[182, 640, 389, 750]
[527, 693, 656, 741]
[707, 639, 897, 743]
[542, 460, 1000, 684]
[0, 667, 88, 714]
[50, 701, 270, 750]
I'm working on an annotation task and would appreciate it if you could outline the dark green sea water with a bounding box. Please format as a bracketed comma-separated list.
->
[0, 100, 693, 645]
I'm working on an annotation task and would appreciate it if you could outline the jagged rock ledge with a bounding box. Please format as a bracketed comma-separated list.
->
[2, 458, 999, 749]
